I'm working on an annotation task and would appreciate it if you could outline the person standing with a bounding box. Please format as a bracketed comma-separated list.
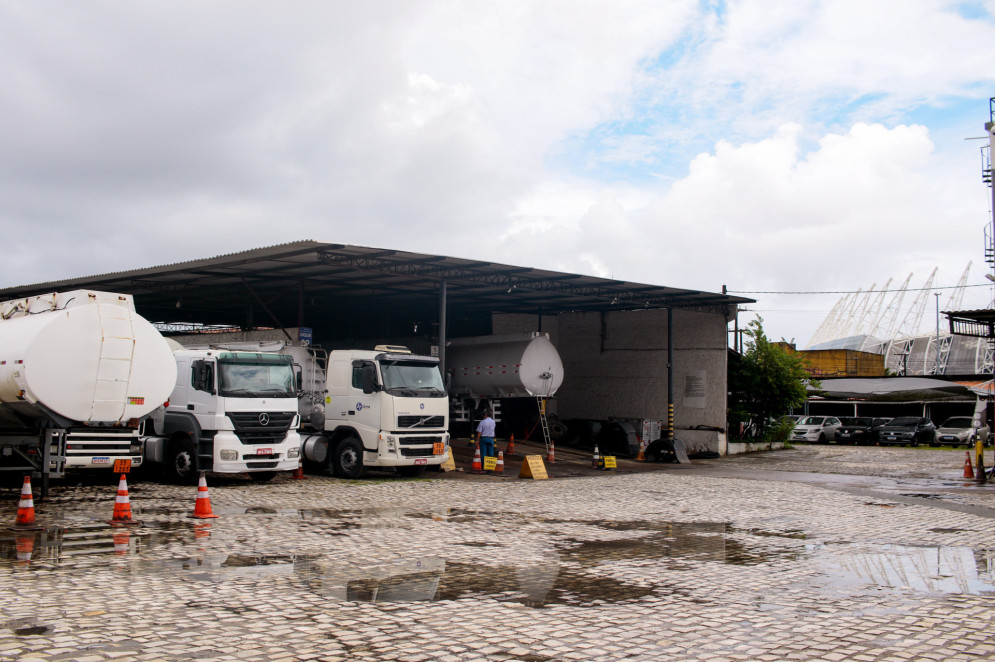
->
[475, 409, 496, 460]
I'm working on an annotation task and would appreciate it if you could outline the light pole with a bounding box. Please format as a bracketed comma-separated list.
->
[935, 292, 940, 375]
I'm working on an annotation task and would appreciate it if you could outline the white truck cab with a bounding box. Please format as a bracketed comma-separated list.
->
[143, 349, 301, 483]
[302, 345, 450, 478]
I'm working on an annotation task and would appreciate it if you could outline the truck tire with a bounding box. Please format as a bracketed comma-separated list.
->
[333, 437, 365, 479]
[165, 438, 198, 484]
[248, 471, 277, 482]
[396, 465, 425, 478]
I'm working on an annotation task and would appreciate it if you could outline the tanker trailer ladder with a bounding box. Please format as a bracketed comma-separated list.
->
[89, 301, 136, 423]
[536, 396, 551, 452]
[41, 429, 67, 499]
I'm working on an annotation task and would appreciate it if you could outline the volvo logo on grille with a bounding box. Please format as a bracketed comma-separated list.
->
[258, 413, 270, 426]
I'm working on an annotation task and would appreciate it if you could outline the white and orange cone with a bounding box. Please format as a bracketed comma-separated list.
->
[109, 474, 139, 525]
[13, 476, 41, 529]
[591, 445, 600, 469]
[470, 445, 483, 473]
[505, 434, 517, 457]
[191, 473, 219, 519]
[494, 451, 504, 475]
[964, 451, 974, 478]
[292, 459, 307, 480]
[546, 440, 556, 464]
[636, 437, 647, 462]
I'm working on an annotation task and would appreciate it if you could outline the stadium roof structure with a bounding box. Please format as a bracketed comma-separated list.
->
[0, 240, 752, 340]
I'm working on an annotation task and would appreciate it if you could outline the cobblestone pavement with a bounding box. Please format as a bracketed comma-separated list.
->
[1, 445, 993, 662]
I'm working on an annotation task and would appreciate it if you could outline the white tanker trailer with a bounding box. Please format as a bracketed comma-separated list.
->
[0, 290, 176, 488]
[445, 332, 564, 439]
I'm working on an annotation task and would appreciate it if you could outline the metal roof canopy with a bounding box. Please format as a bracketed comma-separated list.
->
[0, 240, 752, 342]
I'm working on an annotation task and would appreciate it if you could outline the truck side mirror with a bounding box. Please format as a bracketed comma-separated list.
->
[362, 364, 379, 394]
[191, 360, 215, 394]
[294, 365, 303, 392]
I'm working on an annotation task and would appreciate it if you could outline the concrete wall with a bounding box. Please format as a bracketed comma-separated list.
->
[494, 308, 730, 453]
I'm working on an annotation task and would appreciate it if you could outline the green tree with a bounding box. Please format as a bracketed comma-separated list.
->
[729, 318, 816, 441]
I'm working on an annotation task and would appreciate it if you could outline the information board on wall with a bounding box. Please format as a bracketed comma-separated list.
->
[684, 370, 706, 409]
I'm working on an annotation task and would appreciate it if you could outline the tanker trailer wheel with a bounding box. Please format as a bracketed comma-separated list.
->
[333, 437, 366, 479]
[166, 438, 199, 484]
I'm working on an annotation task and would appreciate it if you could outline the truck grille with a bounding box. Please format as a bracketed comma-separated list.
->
[228, 412, 294, 445]
[398, 435, 445, 458]
[398, 436, 442, 445]
[397, 415, 445, 428]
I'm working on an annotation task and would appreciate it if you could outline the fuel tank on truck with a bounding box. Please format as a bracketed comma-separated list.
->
[446, 332, 563, 398]
[0, 290, 176, 427]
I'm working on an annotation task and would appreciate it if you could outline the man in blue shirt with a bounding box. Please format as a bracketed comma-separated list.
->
[475, 409, 496, 460]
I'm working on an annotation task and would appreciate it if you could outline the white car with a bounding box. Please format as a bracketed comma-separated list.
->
[792, 416, 842, 443]
[936, 417, 990, 447]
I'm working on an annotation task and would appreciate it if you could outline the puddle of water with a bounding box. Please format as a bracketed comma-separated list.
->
[816, 543, 995, 596]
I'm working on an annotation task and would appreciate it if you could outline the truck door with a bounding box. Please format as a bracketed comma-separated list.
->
[350, 360, 381, 449]
[187, 359, 218, 417]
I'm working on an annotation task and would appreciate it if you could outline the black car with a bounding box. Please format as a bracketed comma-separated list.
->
[875, 416, 936, 446]
[835, 417, 891, 445]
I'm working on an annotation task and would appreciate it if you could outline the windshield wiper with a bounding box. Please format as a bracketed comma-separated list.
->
[221, 389, 261, 397]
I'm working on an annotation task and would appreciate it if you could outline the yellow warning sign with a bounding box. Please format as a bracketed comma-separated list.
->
[518, 454, 549, 480]
[602, 456, 617, 469]
[439, 450, 456, 472]
[483, 456, 497, 471]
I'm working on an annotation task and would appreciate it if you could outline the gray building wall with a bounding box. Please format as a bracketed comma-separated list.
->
[494, 308, 730, 454]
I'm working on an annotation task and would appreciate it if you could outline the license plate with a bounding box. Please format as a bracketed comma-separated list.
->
[113, 459, 131, 473]
[941, 436, 954, 441]
[414, 458, 427, 465]
[433, 442, 444, 455]
[92, 457, 110, 465]
[257, 448, 272, 455]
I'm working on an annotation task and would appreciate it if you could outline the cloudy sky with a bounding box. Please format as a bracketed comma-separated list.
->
[2, 1, 994, 347]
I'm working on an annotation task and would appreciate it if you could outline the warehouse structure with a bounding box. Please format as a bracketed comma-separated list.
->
[0, 241, 751, 455]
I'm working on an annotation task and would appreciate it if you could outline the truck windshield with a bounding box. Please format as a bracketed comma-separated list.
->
[379, 360, 446, 397]
[218, 355, 296, 398]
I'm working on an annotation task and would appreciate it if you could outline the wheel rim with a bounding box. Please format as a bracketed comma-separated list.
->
[340, 447, 359, 474]
[175, 451, 193, 477]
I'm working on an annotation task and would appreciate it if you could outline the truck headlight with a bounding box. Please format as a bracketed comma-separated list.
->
[220, 449, 238, 461]
[288, 447, 300, 459]
[386, 435, 397, 451]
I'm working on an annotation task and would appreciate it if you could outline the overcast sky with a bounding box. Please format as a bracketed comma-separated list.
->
[2, 1, 994, 347]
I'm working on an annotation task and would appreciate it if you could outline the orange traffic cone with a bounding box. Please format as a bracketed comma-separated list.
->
[192, 473, 219, 519]
[113, 529, 130, 556]
[546, 440, 556, 464]
[964, 451, 974, 478]
[591, 445, 600, 469]
[13, 476, 41, 530]
[292, 459, 307, 480]
[109, 474, 139, 525]
[494, 451, 504, 475]
[15, 531, 35, 564]
[470, 445, 483, 473]
[636, 437, 647, 462]
[506, 434, 517, 457]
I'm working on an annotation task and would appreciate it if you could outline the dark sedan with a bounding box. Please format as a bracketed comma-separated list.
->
[835, 417, 891, 445]
[876, 417, 936, 446]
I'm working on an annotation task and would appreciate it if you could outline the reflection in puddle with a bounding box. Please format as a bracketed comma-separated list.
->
[818, 544, 995, 595]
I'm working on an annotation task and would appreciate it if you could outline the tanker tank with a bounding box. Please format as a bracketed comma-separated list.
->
[446, 332, 563, 398]
[0, 290, 176, 428]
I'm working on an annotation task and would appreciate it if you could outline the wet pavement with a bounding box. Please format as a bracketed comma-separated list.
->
[0, 444, 993, 661]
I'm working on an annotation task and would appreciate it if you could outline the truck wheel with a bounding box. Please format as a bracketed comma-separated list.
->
[248, 471, 277, 482]
[396, 465, 425, 478]
[334, 437, 365, 479]
[166, 438, 198, 484]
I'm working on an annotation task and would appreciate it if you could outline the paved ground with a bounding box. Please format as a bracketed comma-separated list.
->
[1, 442, 993, 661]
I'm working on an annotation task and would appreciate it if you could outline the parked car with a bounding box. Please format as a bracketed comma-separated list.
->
[835, 417, 891, 445]
[792, 416, 842, 443]
[876, 417, 936, 446]
[935, 417, 991, 447]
